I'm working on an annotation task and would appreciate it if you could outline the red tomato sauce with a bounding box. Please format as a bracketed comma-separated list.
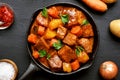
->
[0, 4, 14, 28]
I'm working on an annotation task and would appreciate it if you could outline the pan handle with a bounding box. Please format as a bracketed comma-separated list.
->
[19, 61, 40, 80]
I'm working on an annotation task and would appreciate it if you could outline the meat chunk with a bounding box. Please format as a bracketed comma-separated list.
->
[82, 24, 94, 37]
[48, 49, 57, 57]
[57, 25, 67, 39]
[34, 37, 50, 50]
[36, 12, 48, 27]
[63, 33, 77, 46]
[62, 8, 78, 27]
[58, 45, 77, 62]
[78, 38, 94, 53]
[39, 57, 49, 68]
[48, 55, 62, 70]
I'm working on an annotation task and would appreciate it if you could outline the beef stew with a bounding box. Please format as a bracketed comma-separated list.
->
[28, 5, 95, 73]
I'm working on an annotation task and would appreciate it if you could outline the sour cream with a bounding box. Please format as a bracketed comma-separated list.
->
[0, 59, 18, 80]
[0, 62, 15, 80]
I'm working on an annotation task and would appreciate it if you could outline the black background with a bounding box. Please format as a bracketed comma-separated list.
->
[0, 0, 120, 80]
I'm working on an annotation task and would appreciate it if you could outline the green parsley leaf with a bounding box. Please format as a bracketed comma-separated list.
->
[38, 50, 47, 57]
[75, 46, 84, 56]
[42, 7, 48, 17]
[53, 40, 63, 50]
[75, 49, 80, 56]
[82, 19, 89, 25]
[60, 14, 69, 24]
[47, 54, 51, 60]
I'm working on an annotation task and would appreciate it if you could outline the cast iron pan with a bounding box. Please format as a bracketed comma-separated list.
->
[19, 2, 99, 80]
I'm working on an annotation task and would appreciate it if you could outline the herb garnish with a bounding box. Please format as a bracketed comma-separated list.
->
[38, 50, 47, 57]
[75, 46, 84, 56]
[82, 19, 89, 25]
[60, 14, 69, 24]
[42, 7, 48, 17]
[53, 40, 63, 50]
[47, 54, 51, 60]
[38, 50, 51, 60]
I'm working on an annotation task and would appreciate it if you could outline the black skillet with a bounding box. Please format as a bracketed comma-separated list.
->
[19, 2, 99, 80]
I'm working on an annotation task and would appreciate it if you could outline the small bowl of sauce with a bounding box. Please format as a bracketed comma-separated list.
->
[0, 59, 18, 80]
[0, 3, 14, 30]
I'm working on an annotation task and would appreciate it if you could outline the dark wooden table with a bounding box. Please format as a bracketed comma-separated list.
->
[0, 0, 120, 80]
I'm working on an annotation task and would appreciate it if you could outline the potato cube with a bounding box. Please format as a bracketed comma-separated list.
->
[49, 19, 63, 30]
[63, 62, 72, 73]
[77, 51, 89, 63]
[44, 28, 56, 39]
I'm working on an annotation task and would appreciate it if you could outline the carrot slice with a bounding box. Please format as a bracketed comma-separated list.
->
[28, 33, 37, 44]
[71, 60, 80, 71]
[32, 51, 39, 59]
[38, 25, 45, 35]
[48, 7, 59, 18]
[71, 26, 82, 36]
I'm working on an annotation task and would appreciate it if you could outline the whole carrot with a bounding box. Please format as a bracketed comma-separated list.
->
[82, 0, 108, 12]
[101, 0, 117, 4]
